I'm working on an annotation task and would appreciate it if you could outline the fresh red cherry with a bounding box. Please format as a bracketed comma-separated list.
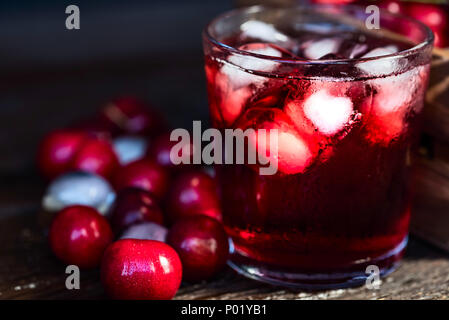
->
[111, 187, 164, 232]
[71, 138, 119, 179]
[113, 159, 168, 199]
[406, 3, 448, 48]
[37, 130, 88, 179]
[167, 216, 229, 282]
[407, 3, 447, 29]
[147, 133, 194, 170]
[99, 96, 167, 136]
[49, 205, 113, 268]
[101, 239, 182, 300]
[167, 170, 221, 223]
[378, 0, 406, 15]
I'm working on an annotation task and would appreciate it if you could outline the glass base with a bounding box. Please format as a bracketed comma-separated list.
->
[228, 236, 407, 290]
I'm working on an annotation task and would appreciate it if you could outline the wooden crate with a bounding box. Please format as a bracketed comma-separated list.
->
[412, 53, 449, 252]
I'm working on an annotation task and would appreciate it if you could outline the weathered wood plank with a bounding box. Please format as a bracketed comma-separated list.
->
[0, 201, 448, 300]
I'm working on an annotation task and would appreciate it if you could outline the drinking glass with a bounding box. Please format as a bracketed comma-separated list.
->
[203, 4, 433, 288]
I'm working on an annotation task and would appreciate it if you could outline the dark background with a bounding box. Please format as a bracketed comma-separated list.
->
[0, 0, 233, 175]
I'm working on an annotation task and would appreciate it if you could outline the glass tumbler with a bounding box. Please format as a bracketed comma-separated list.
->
[203, 4, 433, 288]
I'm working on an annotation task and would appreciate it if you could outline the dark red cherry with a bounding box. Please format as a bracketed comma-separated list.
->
[147, 133, 194, 170]
[49, 205, 113, 268]
[406, 3, 448, 48]
[101, 239, 182, 300]
[71, 138, 119, 179]
[99, 96, 167, 136]
[113, 159, 169, 199]
[37, 130, 88, 179]
[167, 216, 229, 282]
[167, 170, 221, 223]
[378, 0, 406, 14]
[111, 187, 164, 232]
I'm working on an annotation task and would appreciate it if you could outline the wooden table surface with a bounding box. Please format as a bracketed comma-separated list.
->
[2, 194, 449, 300]
[1, 54, 448, 300]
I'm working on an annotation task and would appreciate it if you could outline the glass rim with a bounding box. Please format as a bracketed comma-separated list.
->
[203, 4, 434, 66]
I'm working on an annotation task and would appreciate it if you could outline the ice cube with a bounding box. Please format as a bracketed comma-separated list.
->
[303, 38, 343, 60]
[213, 71, 253, 125]
[205, 64, 225, 125]
[363, 66, 426, 145]
[215, 43, 284, 125]
[240, 20, 290, 43]
[357, 45, 398, 75]
[221, 43, 283, 88]
[362, 45, 398, 59]
[228, 43, 283, 71]
[303, 90, 353, 135]
[239, 108, 314, 175]
[220, 63, 267, 89]
[370, 67, 422, 115]
[284, 99, 317, 137]
[221, 84, 252, 125]
[364, 111, 405, 146]
[348, 43, 368, 59]
[256, 128, 313, 175]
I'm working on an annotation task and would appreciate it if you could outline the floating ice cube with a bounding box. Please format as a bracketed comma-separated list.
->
[284, 99, 316, 137]
[220, 63, 266, 89]
[221, 43, 282, 88]
[364, 66, 426, 145]
[221, 85, 252, 125]
[113, 135, 148, 165]
[348, 43, 368, 59]
[238, 43, 284, 60]
[370, 67, 421, 115]
[303, 90, 353, 135]
[269, 130, 312, 175]
[216, 43, 284, 125]
[240, 20, 290, 43]
[303, 38, 342, 60]
[213, 70, 253, 125]
[362, 45, 398, 59]
[365, 111, 405, 146]
[357, 45, 398, 75]
[243, 109, 314, 175]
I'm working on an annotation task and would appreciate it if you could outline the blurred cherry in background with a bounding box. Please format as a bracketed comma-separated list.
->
[374, 0, 448, 48]
[310, 0, 449, 48]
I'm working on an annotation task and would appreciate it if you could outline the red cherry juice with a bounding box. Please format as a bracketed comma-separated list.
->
[203, 15, 431, 286]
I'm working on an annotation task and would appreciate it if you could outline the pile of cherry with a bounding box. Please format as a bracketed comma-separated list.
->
[37, 96, 228, 299]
